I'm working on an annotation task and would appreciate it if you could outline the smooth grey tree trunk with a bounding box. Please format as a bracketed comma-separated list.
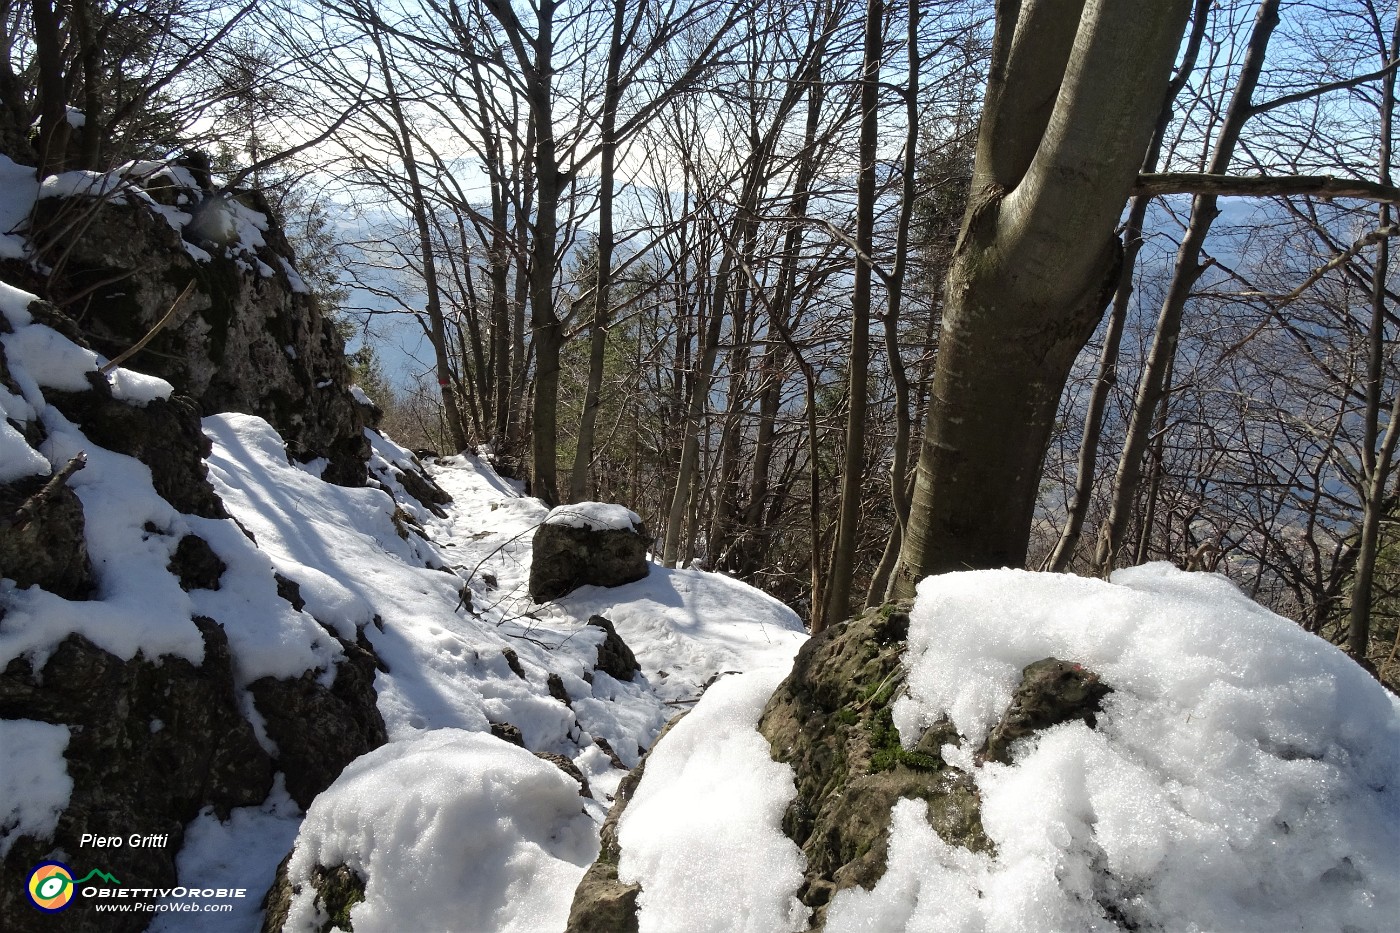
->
[891, 0, 1194, 598]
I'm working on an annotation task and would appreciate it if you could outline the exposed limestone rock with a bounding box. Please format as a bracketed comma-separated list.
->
[45, 372, 226, 519]
[757, 604, 992, 928]
[981, 657, 1111, 765]
[588, 615, 640, 682]
[168, 533, 227, 592]
[33, 178, 369, 486]
[501, 646, 526, 679]
[260, 858, 365, 933]
[536, 751, 593, 798]
[0, 621, 273, 933]
[0, 462, 93, 600]
[529, 516, 649, 603]
[247, 629, 388, 810]
[490, 721, 526, 747]
[547, 671, 573, 708]
[758, 604, 1122, 928]
[384, 456, 452, 518]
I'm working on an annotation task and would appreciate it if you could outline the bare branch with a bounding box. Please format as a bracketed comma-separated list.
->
[1135, 172, 1400, 203]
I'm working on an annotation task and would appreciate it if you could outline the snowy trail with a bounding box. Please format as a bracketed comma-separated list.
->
[164, 439, 806, 933]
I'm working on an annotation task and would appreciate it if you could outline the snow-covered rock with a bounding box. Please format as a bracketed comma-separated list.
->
[696, 567, 1400, 933]
[529, 501, 651, 602]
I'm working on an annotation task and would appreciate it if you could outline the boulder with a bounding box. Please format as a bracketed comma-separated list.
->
[247, 629, 389, 810]
[0, 622, 274, 933]
[757, 604, 991, 927]
[758, 603, 1118, 928]
[529, 503, 649, 602]
[260, 859, 364, 933]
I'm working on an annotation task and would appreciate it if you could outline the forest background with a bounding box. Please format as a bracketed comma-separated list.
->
[3, 0, 1396, 681]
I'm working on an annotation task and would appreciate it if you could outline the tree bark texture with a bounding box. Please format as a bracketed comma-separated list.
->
[890, 0, 1194, 598]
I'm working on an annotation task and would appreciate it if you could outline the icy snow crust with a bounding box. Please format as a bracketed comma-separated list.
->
[0, 720, 72, 858]
[826, 565, 1400, 933]
[283, 730, 599, 933]
[618, 669, 809, 933]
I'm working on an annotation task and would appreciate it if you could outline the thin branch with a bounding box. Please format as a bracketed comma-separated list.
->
[1135, 172, 1400, 203]
[99, 279, 195, 374]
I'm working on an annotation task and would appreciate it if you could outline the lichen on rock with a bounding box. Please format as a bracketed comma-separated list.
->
[757, 603, 992, 928]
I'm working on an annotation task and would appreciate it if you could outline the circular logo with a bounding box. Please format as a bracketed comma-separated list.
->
[27, 861, 75, 912]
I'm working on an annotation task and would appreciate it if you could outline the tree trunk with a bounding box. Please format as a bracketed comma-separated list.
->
[1348, 12, 1400, 666]
[1095, 0, 1280, 575]
[826, 0, 882, 626]
[891, 0, 1194, 598]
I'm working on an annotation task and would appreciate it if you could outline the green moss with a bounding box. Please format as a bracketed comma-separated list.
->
[314, 865, 366, 933]
[868, 707, 941, 774]
[834, 707, 858, 726]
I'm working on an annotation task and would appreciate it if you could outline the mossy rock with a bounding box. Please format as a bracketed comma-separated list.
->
[260, 859, 366, 933]
[757, 603, 991, 929]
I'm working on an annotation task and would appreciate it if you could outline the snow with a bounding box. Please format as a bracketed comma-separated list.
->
[825, 564, 1400, 933]
[0, 416, 49, 482]
[38, 169, 127, 200]
[544, 501, 642, 531]
[617, 669, 808, 933]
[0, 720, 72, 858]
[106, 367, 174, 405]
[280, 258, 310, 294]
[0, 155, 38, 259]
[560, 566, 807, 705]
[0, 278, 36, 326]
[281, 729, 598, 933]
[0, 319, 103, 391]
[150, 778, 302, 933]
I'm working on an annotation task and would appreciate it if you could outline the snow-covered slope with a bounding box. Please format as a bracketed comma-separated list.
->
[167, 422, 807, 932]
[620, 565, 1400, 933]
[0, 150, 807, 932]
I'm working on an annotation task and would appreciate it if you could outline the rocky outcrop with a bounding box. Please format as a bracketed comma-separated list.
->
[247, 629, 388, 810]
[0, 171, 391, 932]
[0, 457, 93, 600]
[0, 622, 274, 933]
[260, 859, 365, 933]
[529, 509, 649, 602]
[46, 371, 226, 518]
[32, 171, 369, 486]
[757, 605, 989, 927]
[757, 604, 1114, 929]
